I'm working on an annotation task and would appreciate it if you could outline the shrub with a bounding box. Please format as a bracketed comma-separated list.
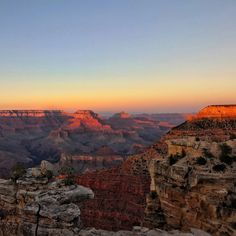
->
[181, 149, 186, 158]
[168, 154, 177, 165]
[231, 222, 236, 229]
[213, 164, 226, 172]
[168, 150, 186, 166]
[230, 133, 236, 140]
[220, 143, 233, 165]
[44, 170, 53, 180]
[230, 199, 236, 209]
[203, 148, 214, 159]
[196, 157, 207, 165]
[59, 165, 75, 186]
[220, 155, 233, 165]
[220, 143, 232, 156]
[63, 178, 75, 186]
[10, 163, 26, 183]
[0, 210, 6, 219]
[150, 191, 157, 199]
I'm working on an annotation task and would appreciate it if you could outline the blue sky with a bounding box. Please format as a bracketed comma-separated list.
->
[0, 0, 235, 112]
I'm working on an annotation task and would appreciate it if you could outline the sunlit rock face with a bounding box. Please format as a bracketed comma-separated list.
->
[0, 162, 94, 236]
[145, 105, 236, 236]
[66, 110, 112, 130]
[188, 105, 236, 120]
[112, 111, 133, 119]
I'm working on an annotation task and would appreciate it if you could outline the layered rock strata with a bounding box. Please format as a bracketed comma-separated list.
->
[188, 105, 236, 120]
[0, 162, 94, 236]
[77, 147, 163, 231]
[145, 105, 236, 236]
[0, 109, 179, 177]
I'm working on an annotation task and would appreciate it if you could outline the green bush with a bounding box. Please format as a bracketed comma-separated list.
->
[230, 133, 236, 140]
[203, 148, 214, 159]
[59, 165, 76, 186]
[44, 170, 53, 180]
[150, 191, 157, 199]
[231, 222, 236, 229]
[196, 157, 207, 165]
[168, 149, 187, 166]
[168, 154, 177, 165]
[181, 149, 186, 158]
[10, 163, 26, 183]
[213, 164, 226, 172]
[220, 143, 232, 156]
[0, 210, 6, 219]
[220, 143, 233, 165]
[230, 199, 236, 209]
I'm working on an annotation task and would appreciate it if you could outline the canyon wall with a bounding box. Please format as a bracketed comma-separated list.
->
[145, 105, 236, 236]
[77, 147, 163, 231]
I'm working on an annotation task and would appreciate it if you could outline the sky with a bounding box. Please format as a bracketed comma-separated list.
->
[0, 0, 235, 113]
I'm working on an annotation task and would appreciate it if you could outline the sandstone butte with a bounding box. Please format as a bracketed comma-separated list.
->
[77, 105, 236, 236]
[188, 105, 236, 120]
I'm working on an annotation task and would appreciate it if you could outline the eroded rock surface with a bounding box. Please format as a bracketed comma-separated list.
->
[145, 106, 236, 236]
[76, 147, 163, 231]
[0, 163, 94, 236]
[188, 105, 236, 120]
[78, 226, 210, 236]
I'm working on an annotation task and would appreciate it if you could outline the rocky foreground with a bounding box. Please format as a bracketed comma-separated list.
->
[0, 161, 94, 236]
[0, 161, 209, 236]
[78, 227, 210, 236]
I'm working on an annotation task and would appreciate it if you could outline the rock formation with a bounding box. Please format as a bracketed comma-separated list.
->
[78, 226, 210, 236]
[0, 109, 180, 178]
[134, 113, 190, 128]
[145, 105, 236, 235]
[2, 105, 235, 235]
[76, 147, 163, 231]
[188, 105, 236, 120]
[0, 161, 94, 236]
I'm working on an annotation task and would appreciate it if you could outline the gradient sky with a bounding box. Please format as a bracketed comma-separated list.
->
[0, 0, 235, 113]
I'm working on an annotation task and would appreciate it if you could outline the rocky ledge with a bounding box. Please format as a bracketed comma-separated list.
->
[0, 161, 94, 236]
[78, 226, 210, 236]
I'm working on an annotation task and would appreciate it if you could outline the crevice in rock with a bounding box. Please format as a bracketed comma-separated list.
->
[35, 203, 41, 236]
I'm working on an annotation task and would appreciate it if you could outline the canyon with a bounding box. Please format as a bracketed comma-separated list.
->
[1, 105, 236, 236]
[76, 105, 236, 235]
[0, 110, 186, 178]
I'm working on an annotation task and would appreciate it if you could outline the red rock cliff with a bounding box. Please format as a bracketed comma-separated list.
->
[76, 147, 163, 231]
[188, 105, 236, 120]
